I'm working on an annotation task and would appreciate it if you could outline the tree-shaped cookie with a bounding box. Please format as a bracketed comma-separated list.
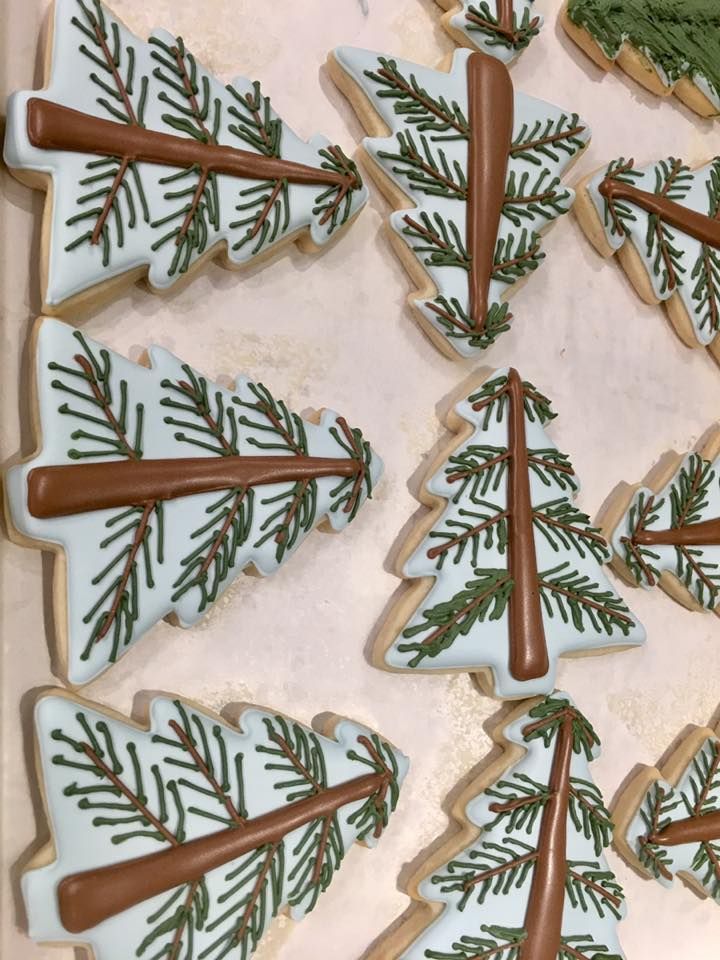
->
[600, 425, 720, 614]
[3, 0, 367, 314]
[561, 0, 720, 119]
[369, 694, 626, 960]
[614, 720, 720, 904]
[435, 0, 543, 63]
[23, 691, 408, 959]
[376, 368, 644, 699]
[328, 47, 590, 359]
[6, 318, 381, 685]
[575, 156, 720, 361]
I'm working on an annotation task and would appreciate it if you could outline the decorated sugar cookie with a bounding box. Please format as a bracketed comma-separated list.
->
[23, 691, 408, 958]
[435, 0, 543, 63]
[5, 318, 381, 685]
[614, 720, 720, 904]
[3, 0, 367, 314]
[575, 156, 720, 361]
[562, 0, 720, 119]
[371, 694, 626, 960]
[375, 368, 645, 699]
[328, 47, 590, 359]
[600, 426, 720, 614]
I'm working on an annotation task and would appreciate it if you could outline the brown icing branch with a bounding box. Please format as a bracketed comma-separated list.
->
[465, 850, 538, 890]
[93, 21, 138, 123]
[426, 511, 509, 561]
[317, 146, 361, 226]
[466, 52, 514, 332]
[416, 574, 513, 651]
[425, 301, 477, 335]
[81, 741, 178, 846]
[526, 455, 574, 476]
[637, 788, 674, 881]
[694, 742, 720, 815]
[27, 455, 362, 519]
[465, 0, 541, 44]
[80, 16, 141, 244]
[96, 501, 155, 642]
[375, 67, 469, 137]
[519, 709, 574, 960]
[231, 843, 280, 946]
[509, 123, 586, 158]
[446, 451, 510, 484]
[92, 156, 130, 245]
[168, 45, 217, 243]
[506, 368, 549, 682]
[566, 868, 622, 910]
[169, 881, 199, 960]
[197, 489, 248, 578]
[599, 176, 720, 250]
[172, 45, 213, 142]
[493, 238, 542, 277]
[57, 769, 387, 934]
[74, 354, 138, 459]
[533, 511, 607, 545]
[537, 578, 634, 628]
[26, 98, 358, 193]
[250, 179, 285, 238]
[168, 720, 245, 824]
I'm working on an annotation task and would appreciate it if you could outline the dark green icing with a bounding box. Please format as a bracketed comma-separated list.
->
[567, 0, 720, 104]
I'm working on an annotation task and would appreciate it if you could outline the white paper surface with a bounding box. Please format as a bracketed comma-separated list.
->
[2, 1, 720, 957]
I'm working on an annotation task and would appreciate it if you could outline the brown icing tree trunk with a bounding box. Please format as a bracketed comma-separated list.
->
[519, 711, 574, 960]
[58, 770, 385, 934]
[27, 456, 361, 519]
[599, 177, 720, 248]
[466, 53, 514, 332]
[649, 810, 720, 847]
[496, 0, 514, 32]
[506, 368, 549, 682]
[27, 98, 357, 191]
[633, 518, 720, 547]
